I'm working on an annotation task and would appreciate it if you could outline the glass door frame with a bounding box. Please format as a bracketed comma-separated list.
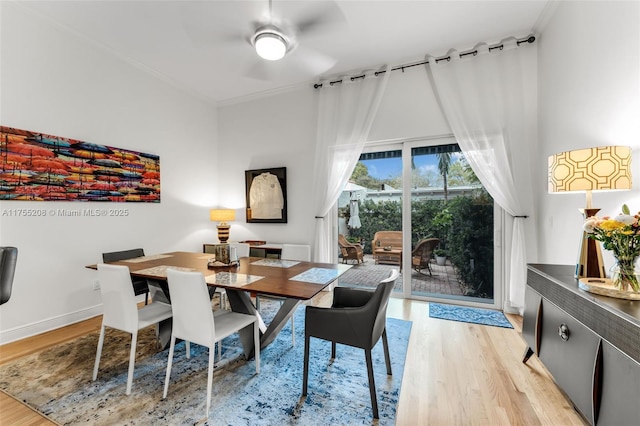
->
[360, 136, 505, 309]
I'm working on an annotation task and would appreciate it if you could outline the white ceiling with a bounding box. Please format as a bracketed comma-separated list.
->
[18, 0, 551, 104]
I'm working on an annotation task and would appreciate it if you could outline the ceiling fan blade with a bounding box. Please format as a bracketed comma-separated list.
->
[244, 46, 336, 82]
[244, 59, 286, 82]
[287, 46, 337, 75]
[291, 1, 347, 38]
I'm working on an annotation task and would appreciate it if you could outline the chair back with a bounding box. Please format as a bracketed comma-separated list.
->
[166, 269, 215, 348]
[97, 264, 140, 332]
[0, 247, 18, 305]
[412, 238, 439, 259]
[102, 248, 145, 262]
[281, 244, 311, 261]
[338, 234, 352, 248]
[371, 269, 400, 344]
[229, 242, 250, 258]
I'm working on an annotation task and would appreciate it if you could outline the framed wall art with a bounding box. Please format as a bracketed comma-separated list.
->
[245, 167, 287, 223]
[0, 125, 160, 202]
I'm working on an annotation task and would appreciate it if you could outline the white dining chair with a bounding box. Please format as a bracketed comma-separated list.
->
[280, 244, 311, 262]
[163, 269, 260, 417]
[229, 242, 251, 259]
[255, 243, 311, 345]
[93, 264, 173, 395]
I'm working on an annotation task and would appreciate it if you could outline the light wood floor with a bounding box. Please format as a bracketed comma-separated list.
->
[0, 296, 586, 425]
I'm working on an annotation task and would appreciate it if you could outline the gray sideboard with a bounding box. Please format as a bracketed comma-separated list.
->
[522, 264, 640, 426]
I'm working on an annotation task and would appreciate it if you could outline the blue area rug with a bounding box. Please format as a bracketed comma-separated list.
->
[429, 302, 513, 328]
[0, 302, 412, 425]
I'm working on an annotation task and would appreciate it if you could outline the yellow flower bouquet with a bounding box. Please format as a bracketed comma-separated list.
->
[583, 204, 640, 292]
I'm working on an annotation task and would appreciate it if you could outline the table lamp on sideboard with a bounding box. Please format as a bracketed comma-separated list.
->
[210, 209, 236, 243]
[548, 146, 632, 279]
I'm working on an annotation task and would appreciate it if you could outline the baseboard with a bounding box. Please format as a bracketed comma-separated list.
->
[503, 300, 523, 316]
[0, 305, 102, 345]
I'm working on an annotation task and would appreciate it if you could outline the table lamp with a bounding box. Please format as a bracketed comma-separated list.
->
[548, 146, 632, 278]
[210, 209, 236, 243]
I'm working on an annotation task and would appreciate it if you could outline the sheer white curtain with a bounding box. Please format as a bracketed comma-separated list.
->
[312, 67, 390, 262]
[427, 38, 537, 312]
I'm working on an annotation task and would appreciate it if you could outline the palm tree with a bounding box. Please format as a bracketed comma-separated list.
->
[438, 152, 452, 202]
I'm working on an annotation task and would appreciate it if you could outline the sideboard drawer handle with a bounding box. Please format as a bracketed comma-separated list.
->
[558, 323, 570, 341]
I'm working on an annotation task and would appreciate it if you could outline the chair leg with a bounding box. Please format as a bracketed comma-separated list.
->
[163, 336, 176, 399]
[125, 331, 138, 395]
[255, 295, 261, 311]
[206, 344, 214, 416]
[382, 329, 392, 375]
[331, 341, 336, 359]
[302, 335, 310, 396]
[186, 341, 191, 359]
[144, 291, 149, 305]
[291, 314, 295, 346]
[92, 324, 106, 381]
[364, 349, 379, 419]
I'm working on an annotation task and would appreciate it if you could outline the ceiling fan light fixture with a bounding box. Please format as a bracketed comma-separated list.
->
[254, 31, 287, 61]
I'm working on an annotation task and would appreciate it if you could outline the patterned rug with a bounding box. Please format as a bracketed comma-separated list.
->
[429, 302, 514, 329]
[0, 302, 411, 425]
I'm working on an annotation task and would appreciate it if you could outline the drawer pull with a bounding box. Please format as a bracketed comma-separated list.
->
[558, 323, 570, 341]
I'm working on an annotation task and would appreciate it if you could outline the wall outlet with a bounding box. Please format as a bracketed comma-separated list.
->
[93, 279, 100, 291]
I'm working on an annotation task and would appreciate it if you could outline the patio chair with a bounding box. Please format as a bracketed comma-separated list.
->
[338, 234, 364, 264]
[411, 238, 439, 276]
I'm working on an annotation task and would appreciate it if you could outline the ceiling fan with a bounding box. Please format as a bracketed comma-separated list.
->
[246, 0, 346, 78]
[184, 0, 346, 81]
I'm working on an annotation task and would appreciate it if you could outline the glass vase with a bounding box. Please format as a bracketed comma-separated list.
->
[610, 255, 640, 293]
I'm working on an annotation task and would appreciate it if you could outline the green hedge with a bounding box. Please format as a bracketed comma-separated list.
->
[446, 196, 494, 298]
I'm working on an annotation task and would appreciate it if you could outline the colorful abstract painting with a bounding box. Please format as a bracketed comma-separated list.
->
[0, 126, 160, 202]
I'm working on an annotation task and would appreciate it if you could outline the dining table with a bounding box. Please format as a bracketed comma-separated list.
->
[86, 251, 351, 358]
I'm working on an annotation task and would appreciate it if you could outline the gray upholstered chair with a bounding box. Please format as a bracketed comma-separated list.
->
[102, 248, 151, 304]
[302, 268, 400, 419]
[0, 246, 18, 305]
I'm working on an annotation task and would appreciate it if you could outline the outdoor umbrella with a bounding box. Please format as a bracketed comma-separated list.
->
[348, 196, 362, 229]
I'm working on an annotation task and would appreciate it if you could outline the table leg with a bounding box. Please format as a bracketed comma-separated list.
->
[226, 290, 300, 359]
[260, 298, 300, 349]
[148, 280, 172, 350]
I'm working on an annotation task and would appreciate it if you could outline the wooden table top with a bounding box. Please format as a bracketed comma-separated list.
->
[86, 251, 350, 300]
[373, 248, 402, 254]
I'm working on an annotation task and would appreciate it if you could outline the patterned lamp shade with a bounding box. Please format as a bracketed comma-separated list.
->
[548, 146, 633, 279]
[548, 146, 632, 193]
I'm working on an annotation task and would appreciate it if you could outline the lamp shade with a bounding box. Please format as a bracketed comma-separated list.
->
[548, 146, 632, 193]
[210, 209, 235, 223]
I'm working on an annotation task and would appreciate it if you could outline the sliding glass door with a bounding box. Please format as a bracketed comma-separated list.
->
[404, 139, 496, 306]
[339, 137, 500, 308]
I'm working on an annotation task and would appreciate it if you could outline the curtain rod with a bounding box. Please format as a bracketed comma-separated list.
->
[313, 34, 536, 89]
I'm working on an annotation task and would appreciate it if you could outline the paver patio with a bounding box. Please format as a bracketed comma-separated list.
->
[337, 254, 463, 297]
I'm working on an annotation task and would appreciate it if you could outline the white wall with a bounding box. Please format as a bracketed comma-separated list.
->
[0, 3, 219, 342]
[537, 1, 640, 266]
[216, 88, 319, 246]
